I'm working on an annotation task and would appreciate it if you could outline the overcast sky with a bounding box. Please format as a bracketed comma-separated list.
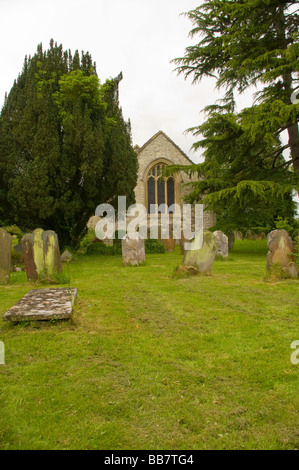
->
[1, 1, 297, 209]
[0, 0, 226, 162]
[0, 0, 258, 163]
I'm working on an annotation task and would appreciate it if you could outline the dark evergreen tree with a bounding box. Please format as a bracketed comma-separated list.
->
[101, 73, 138, 209]
[0, 41, 138, 247]
[168, 0, 299, 233]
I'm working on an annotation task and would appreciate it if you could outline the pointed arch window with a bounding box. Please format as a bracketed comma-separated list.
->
[147, 163, 175, 214]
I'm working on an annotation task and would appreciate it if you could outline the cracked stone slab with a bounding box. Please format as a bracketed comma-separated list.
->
[3, 288, 77, 322]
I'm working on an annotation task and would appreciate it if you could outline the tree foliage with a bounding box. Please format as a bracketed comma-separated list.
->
[0, 40, 138, 247]
[169, 0, 299, 233]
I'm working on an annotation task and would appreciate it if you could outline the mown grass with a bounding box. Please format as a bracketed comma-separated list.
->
[0, 240, 298, 450]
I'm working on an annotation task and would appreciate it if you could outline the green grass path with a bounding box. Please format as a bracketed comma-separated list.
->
[0, 240, 298, 449]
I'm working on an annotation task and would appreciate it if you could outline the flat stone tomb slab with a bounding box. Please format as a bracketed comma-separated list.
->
[3, 288, 77, 322]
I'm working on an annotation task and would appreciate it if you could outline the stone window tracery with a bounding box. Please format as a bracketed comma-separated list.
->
[146, 163, 175, 213]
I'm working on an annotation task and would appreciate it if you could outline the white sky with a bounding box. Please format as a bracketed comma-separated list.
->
[0, 0, 228, 163]
[0, 0, 280, 163]
[1, 1, 297, 209]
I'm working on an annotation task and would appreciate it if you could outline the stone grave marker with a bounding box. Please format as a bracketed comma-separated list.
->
[0, 228, 12, 284]
[180, 231, 193, 253]
[3, 288, 77, 322]
[122, 233, 145, 266]
[266, 229, 298, 278]
[213, 230, 229, 257]
[181, 231, 217, 274]
[0, 340, 4, 365]
[21, 228, 62, 281]
[161, 237, 175, 252]
[61, 250, 73, 262]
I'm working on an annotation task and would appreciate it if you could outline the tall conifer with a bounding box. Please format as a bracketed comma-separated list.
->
[0, 41, 138, 246]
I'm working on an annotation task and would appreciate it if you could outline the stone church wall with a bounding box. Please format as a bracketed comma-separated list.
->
[87, 131, 216, 233]
[134, 131, 215, 230]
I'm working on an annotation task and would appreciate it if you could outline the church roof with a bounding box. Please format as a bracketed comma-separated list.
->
[136, 130, 194, 164]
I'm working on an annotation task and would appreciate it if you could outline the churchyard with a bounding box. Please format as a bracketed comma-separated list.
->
[0, 238, 298, 450]
[0, 0, 298, 452]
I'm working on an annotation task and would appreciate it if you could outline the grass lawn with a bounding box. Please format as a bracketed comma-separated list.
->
[0, 239, 298, 450]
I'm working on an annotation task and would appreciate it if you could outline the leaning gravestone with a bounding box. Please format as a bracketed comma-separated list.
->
[213, 230, 229, 258]
[266, 229, 298, 278]
[181, 231, 217, 274]
[122, 233, 145, 267]
[0, 228, 12, 284]
[21, 228, 62, 281]
[180, 231, 193, 253]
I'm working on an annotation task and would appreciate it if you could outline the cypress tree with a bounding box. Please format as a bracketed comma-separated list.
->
[0, 40, 138, 247]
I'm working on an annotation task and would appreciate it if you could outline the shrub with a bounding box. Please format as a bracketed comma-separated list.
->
[293, 236, 299, 270]
[264, 263, 289, 282]
[11, 247, 24, 265]
[3, 225, 23, 241]
[77, 229, 97, 254]
[86, 242, 114, 256]
[274, 217, 295, 236]
[145, 239, 166, 254]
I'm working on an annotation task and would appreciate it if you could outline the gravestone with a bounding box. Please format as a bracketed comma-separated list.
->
[3, 288, 77, 322]
[285, 262, 299, 279]
[14, 243, 23, 254]
[266, 229, 298, 278]
[180, 231, 193, 253]
[161, 237, 175, 252]
[122, 233, 145, 266]
[61, 250, 72, 262]
[0, 228, 12, 284]
[0, 340, 4, 365]
[21, 228, 62, 281]
[181, 231, 217, 273]
[213, 230, 229, 257]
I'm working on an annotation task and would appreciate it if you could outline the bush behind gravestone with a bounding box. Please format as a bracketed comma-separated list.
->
[3, 225, 23, 241]
[145, 239, 166, 254]
[77, 229, 97, 254]
[86, 242, 114, 256]
[11, 247, 24, 265]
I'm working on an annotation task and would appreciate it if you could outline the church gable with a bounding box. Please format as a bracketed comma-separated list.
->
[134, 130, 193, 208]
[136, 130, 193, 178]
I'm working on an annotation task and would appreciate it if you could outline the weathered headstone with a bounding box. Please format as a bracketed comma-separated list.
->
[266, 229, 298, 278]
[0, 228, 12, 284]
[61, 249, 73, 262]
[3, 288, 77, 322]
[21, 228, 62, 281]
[284, 262, 299, 279]
[0, 340, 4, 365]
[122, 233, 145, 266]
[14, 242, 23, 254]
[213, 230, 229, 257]
[181, 231, 217, 273]
[161, 237, 175, 252]
[180, 231, 193, 253]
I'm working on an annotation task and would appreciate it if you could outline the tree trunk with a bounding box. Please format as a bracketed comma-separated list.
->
[275, 8, 299, 173]
[288, 123, 299, 173]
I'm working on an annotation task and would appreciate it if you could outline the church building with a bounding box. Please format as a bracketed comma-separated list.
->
[133, 130, 215, 230]
[88, 130, 215, 236]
